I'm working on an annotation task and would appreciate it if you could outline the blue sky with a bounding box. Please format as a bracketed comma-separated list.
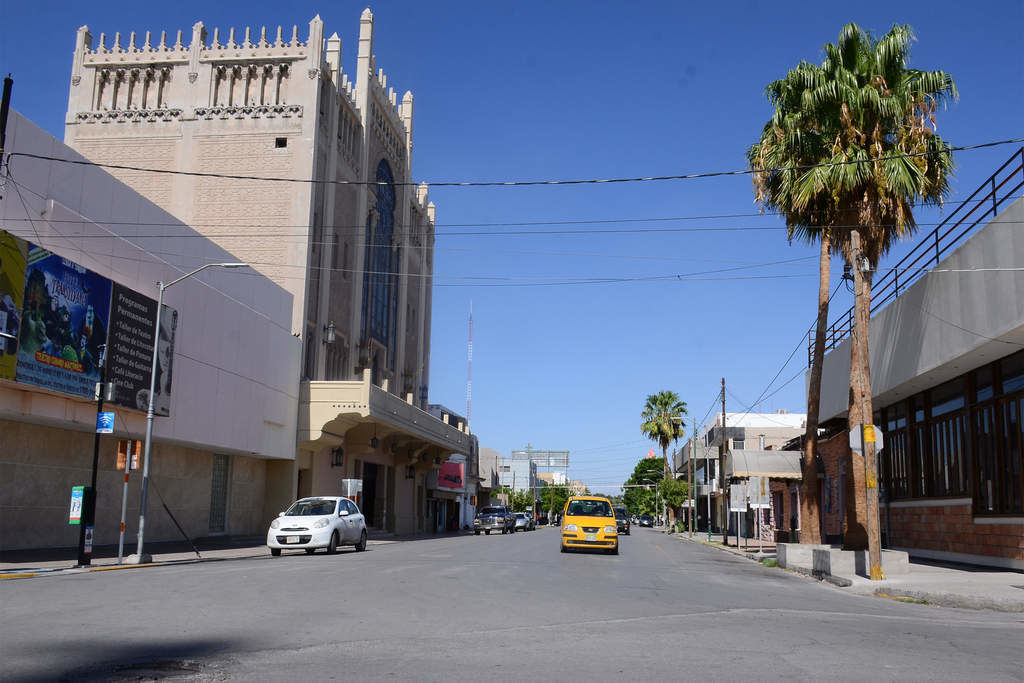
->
[3, 1, 1021, 492]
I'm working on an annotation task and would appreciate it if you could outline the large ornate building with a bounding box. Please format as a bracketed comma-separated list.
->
[1, 9, 470, 549]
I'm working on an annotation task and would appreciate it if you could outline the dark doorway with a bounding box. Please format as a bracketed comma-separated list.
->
[363, 462, 379, 527]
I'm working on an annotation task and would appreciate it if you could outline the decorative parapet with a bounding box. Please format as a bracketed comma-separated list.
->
[76, 108, 183, 123]
[194, 104, 303, 120]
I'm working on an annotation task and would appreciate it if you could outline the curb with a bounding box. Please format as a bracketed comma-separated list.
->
[873, 588, 1024, 613]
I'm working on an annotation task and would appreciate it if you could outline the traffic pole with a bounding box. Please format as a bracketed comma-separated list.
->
[117, 440, 134, 564]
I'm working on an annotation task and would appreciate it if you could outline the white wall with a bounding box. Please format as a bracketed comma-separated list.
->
[0, 111, 301, 458]
[818, 197, 1024, 421]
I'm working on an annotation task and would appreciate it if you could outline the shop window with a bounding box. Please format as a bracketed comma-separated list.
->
[1000, 352, 1024, 394]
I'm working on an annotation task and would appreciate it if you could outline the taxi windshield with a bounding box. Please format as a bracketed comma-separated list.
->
[566, 499, 613, 517]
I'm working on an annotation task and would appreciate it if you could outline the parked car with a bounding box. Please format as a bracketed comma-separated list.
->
[559, 496, 619, 555]
[473, 505, 515, 534]
[613, 506, 630, 535]
[267, 496, 367, 556]
[514, 512, 535, 531]
[638, 514, 654, 527]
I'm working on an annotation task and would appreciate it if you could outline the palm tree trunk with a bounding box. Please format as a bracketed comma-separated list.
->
[843, 229, 871, 550]
[800, 235, 831, 546]
[662, 445, 673, 526]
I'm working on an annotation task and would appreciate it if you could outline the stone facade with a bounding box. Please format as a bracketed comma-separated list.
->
[64, 10, 435, 403]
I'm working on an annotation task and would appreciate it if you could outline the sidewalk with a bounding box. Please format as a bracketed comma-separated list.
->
[0, 529, 473, 579]
[672, 531, 1024, 612]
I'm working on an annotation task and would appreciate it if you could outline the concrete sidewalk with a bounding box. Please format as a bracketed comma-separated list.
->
[0, 530, 473, 578]
[672, 531, 1024, 612]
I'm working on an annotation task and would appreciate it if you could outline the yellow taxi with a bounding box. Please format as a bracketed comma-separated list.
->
[560, 496, 619, 555]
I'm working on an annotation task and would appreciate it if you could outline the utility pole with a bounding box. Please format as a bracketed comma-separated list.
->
[77, 346, 110, 567]
[689, 421, 696, 538]
[720, 377, 729, 546]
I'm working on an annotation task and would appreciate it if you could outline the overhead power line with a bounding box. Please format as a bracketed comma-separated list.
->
[7, 137, 1021, 188]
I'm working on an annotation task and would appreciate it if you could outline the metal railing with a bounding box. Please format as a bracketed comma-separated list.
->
[808, 146, 1024, 366]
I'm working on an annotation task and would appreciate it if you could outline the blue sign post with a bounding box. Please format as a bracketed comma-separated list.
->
[96, 411, 114, 434]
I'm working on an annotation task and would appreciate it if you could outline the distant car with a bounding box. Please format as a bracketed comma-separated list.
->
[267, 496, 367, 556]
[514, 512, 535, 531]
[474, 505, 515, 535]
[638, 514, 653, 527]
[613, 506, 630, 535]
[560, 496, 619, 555]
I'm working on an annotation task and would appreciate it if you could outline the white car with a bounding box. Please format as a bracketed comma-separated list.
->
[267, 496, 367, 556]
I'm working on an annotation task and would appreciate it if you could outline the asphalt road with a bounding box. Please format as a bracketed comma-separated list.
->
[3, 527, 1022, 682]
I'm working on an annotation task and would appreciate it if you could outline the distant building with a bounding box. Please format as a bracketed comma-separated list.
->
[680, 411, 806, 534]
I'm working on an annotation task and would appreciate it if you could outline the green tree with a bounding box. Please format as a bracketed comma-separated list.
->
[641, 392, 687, 521]
[623, 456, 666, 517]
[751, 24, 955, 560]
[509, 489, 534, 513]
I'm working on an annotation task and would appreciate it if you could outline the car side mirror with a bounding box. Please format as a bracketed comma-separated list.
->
[339, 510, 350, 516]
[278, 512, 285, 517]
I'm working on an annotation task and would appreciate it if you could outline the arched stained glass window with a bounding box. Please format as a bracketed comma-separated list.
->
[362, 159, 396, 347]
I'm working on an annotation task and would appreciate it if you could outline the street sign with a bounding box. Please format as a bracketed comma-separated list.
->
[83, 526, 94, 554]
[850, 425, 884, 452]
[729, 483, 747, 512]
[748, 476, 770, 508]
[96, 411, 115, 434]
[69, 486, 84, 525]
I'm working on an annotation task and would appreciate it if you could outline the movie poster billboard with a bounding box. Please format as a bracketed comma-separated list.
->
[107, 282, 176, 416]
[0, 231, 29, 380]
[16, 245, 112, 398]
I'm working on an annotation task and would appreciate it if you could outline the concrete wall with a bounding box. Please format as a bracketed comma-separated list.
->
[2, 111, 301, 459]
[819, 197, 1024, 421]
[0, 418, 268, 550]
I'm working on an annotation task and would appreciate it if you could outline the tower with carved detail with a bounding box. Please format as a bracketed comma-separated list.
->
[64, 9, 434, 406]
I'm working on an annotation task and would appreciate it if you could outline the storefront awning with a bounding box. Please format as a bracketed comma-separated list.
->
[726, 449, 802, 480]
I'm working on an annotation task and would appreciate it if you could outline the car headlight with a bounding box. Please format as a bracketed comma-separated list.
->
[563, 524, 578, 532]
[313, 518, 330, 529]
[270, 519, 280, 529]
[604, 526, 617, 534]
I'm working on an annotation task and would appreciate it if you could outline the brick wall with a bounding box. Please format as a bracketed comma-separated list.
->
[888, 503, 1023, 563]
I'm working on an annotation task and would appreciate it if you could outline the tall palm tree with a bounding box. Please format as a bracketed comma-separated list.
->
[641, 391, 688, 524]
[750, 24, 955, 557]
[749, 59, 845, 546]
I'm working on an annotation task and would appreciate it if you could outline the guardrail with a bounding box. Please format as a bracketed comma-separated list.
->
[808, 146, 1024, 366]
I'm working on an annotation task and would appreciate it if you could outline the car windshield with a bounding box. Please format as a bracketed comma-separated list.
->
[480, 507, 504, 516]
[284, 499, 337, 516]
[613, 507, 627, 518]
[565, 499, 613, 517]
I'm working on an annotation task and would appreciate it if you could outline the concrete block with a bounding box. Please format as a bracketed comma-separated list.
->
[855, 549, 910, 577]
[813, 547, 856, 578]
[777, 543, 829, 571]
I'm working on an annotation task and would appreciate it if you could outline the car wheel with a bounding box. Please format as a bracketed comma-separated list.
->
[560, 544, 568, 553]
[270, 548, 281, 557]
[305, 548, 316, 555]
[485, 530, 490, 535]
[326, 532, 338, 555]
[355, 530, 367, 552]
[501, 528, 507, 535]
[474, 530, 480, 536]
[608, 545, 619, 555]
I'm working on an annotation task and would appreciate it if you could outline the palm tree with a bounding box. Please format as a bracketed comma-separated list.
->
[641, 391, 688, 524]
[757, 24, 956, 564]
[749, 59, 845, 546]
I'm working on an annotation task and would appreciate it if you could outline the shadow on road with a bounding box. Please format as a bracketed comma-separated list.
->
[10, 637, 238, 683]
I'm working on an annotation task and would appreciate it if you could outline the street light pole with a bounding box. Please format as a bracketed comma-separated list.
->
[129, 262, 247, 564]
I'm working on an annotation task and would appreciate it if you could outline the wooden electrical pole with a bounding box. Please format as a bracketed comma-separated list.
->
[720, 377, 729, 546]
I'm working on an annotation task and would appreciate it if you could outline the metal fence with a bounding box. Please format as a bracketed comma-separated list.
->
[808, 146, 1024, 366]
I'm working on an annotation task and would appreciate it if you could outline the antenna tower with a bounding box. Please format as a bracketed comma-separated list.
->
[466, 301, 473, 422]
